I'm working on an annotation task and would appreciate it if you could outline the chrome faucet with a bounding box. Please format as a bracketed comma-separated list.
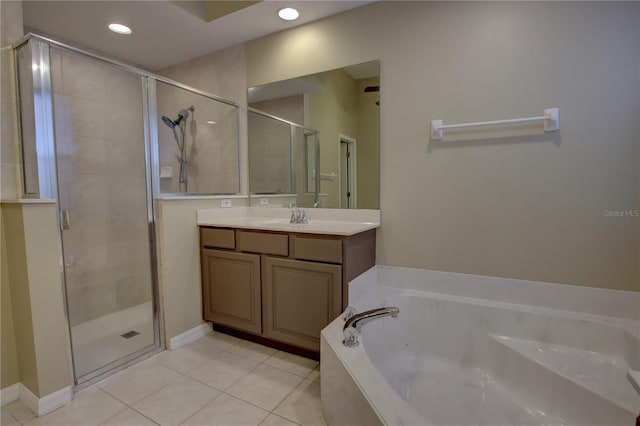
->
[289, 207, 308, 224]
[342, 307, 399, 347]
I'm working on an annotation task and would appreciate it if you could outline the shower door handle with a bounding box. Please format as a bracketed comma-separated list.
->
[60, 209, 71, 231]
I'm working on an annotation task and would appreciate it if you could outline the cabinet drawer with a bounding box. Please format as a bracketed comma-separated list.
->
[292, 236, 343, 264]
[201, 227, 235, 249]
[238, 230, 288, 256]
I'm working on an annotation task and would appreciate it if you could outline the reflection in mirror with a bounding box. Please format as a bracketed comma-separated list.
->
[247, 60, 380, 209]
[248, 108, 319, 208]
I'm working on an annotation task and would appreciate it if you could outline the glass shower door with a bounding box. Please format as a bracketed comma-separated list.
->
[50, 47, 158, 380]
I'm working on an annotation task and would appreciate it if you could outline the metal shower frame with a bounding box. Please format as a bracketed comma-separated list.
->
[12, 32, 242, 385]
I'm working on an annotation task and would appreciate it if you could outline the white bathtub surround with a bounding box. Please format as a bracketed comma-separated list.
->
[629, 371, 640, 395]
[322, 266, 640, 426]
[197, 207, 380, 235]
[355, 266, 640, 321]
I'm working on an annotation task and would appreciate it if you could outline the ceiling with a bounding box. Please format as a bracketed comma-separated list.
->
[22, 0, 374, 71]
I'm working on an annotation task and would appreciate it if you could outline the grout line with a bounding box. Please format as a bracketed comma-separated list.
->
[92, 335, 319, 426]
[126, 403, 163, 425]
[219, 391, 271, 415]
[259, 413, 303, 426]
[98, 363, 185, 407]
[219, 344, 318, 378]
[98, 405, 130, 425]
[184, 357, 262, 393]
[269, 377, 306, 417]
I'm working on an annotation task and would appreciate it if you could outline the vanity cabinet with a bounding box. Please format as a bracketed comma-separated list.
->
[262, 257, 342, 351]
[201, 249, 261, 335]
[199, 226, 375, 355]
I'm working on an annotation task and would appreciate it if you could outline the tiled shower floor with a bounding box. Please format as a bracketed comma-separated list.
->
[1, 331, 324, 426]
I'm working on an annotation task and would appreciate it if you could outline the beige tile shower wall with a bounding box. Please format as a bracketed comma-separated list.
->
[1, 0, 23, 199]
[159, 45, 246, 195]
[156, 84, 240, 194]
[245, 2, 640, 291]
[51, 50, 153, 325]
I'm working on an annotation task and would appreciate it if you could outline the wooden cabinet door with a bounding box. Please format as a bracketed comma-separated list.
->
[262, 257, 342, 351]
[201, 249, 261, 335]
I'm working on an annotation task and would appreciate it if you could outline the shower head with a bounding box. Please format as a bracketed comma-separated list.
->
[162, 106, 194, 129]
[161, 115, 176, 129]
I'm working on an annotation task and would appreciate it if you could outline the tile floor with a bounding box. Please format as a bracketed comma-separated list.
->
[1, 331, 324, 426]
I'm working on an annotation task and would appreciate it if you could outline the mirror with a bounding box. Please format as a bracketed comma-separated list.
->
[247, 60, 380, 209]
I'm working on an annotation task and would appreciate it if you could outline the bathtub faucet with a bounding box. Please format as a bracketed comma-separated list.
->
[342, 307, 399, 347]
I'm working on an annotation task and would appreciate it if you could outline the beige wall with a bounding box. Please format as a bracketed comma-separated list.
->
[20, 203, 73, 396]
[308, 69, 359, 208]
[355, 77, 380, 210]
[2, 203, 73, 397]
[156, 197, 248, 341]
[1, 206, 20, 390]
[2, 205, 39, 394]
[245, 1, 640, 291]
[250, 94, 304, 123]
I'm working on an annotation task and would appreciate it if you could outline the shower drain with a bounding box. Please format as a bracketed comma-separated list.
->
[120, 330, 140, 339]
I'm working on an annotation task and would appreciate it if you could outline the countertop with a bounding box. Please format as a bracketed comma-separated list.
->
[196, 207, 380, 236]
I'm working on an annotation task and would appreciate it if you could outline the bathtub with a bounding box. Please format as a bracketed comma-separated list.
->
[321, 266, 640, 426]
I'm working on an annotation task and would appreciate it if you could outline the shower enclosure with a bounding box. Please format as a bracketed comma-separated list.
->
[14, 34, 240, 384]
[157, 81, 240, 195]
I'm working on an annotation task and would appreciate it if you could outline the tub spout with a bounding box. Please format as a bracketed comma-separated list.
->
[342, 307, 399, 347]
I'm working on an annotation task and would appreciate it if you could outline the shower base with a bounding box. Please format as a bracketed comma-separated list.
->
[71, 302, 155, 378]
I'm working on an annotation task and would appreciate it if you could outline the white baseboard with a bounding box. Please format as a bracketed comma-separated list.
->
[168, 323, 211, 350]
[20, 384, 73, 416]
[0, 383, 20, 406]
[2, 383, 72, 416]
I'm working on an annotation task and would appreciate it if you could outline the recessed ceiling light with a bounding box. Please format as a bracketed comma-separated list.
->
[107, 23, 132, 35]
[278, 7, 299, 21]
[207, 121, 217, 125]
